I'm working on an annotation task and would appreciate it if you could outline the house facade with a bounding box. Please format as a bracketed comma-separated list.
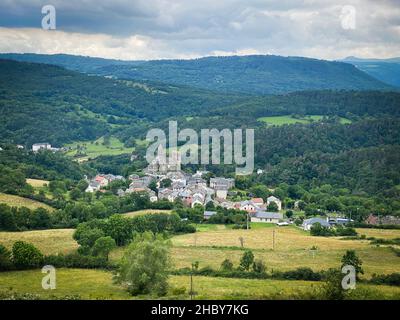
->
[251, 211, 283, 224]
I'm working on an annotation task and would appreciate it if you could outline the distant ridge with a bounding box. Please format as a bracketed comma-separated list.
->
[0, 53, 392, 94]
[340, 56, 400, 87]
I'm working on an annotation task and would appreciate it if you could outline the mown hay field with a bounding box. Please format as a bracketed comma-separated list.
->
[0, 229, 77, 255]
[122, 209, 172, 218]
[1, 269, 399, 300]
[26, 178, 49, 188]
[170, 225, 400, 277]
[355, 228, 400, 240]
[0, 193, 54, 211]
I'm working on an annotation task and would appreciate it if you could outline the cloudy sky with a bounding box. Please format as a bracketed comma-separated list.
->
[0, 0, 399, 60]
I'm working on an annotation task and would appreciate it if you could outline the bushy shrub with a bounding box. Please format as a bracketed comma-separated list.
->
[220, 259, 234, 272]
[370, 273, 400, 286]
[274, 267, 322, 281]
[0, 244, 13, 271]
[43, 253, 110, 269]
[12, 241, 43, 269]
[252, 260, 266, 274]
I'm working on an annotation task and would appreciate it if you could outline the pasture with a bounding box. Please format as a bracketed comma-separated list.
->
[0, 229, 77, 255]
[1, 224, 399, 299]
[65, 136, 134, 159]
[122, 209, 172, 218]
[257, 115, 351, 126]
[26, 178, 49, 188]
[170, 225, 400, 277]
[0, 193, 54, 211]
[0, 269, 399, 300]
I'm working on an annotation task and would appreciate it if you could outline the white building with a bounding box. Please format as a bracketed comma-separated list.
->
[251, 211, 283, 224]
[302, 218, 331, 231]
[32, 143, 52, 152]
[266, 196, 282, 211]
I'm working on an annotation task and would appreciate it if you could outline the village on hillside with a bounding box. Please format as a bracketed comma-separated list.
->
[81, 147, 399, 230]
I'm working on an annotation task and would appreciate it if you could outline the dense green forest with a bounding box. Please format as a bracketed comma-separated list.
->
[1, 54, 393, 94]
[0, 58, 399, 218]
[341, 57, 400, 87]
[95, 55, 392, 94]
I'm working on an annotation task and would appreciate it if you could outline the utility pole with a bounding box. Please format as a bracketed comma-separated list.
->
[247, 213, 249, 230]
[272, 229, 275, 250]
[190, 271, 193, 300]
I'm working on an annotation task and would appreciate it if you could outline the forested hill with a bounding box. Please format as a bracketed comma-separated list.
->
[1, 58, 399, 152]
[1, 53, 392, 94]
[0, 59, 244, 146]
[341, 56, 400, 88]
[0, 53, 139, 73]
[97, 55, 393, 94]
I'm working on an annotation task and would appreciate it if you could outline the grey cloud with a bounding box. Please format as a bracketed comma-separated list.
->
[0, 0, 398, 60]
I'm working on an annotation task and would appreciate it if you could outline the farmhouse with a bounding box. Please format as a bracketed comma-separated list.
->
[327, 217, 353, 226]
[302, 217, 331, 231]
[238, 200, 257, 213]
[85, 181, 101, 193]
[266, 196, 282, 211]
[251, 211, 282, 224]
[32, 143, 52, 152]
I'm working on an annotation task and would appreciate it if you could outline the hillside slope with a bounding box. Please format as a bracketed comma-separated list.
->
[341, 56, 400, 88]
[0, 59, 244, 146]
[1, 53, 391, 94]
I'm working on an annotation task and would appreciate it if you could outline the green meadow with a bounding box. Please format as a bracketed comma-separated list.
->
[257, 115, 351, 126]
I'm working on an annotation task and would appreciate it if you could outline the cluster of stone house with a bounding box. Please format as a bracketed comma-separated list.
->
[157, 172, 230, 208]
[32, 143, 60, 153]
[85, 174, 125, 193]
[84, 149, 288, 224]
[204, 196, 284, 223]
[116, 174, 158, 202]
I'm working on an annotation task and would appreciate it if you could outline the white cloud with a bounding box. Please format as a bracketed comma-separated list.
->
[0, 0, 399, 60]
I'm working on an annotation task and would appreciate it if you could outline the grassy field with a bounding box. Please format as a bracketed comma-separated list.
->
[1, 224, 398, 279]
[65, 136, 134, 160]
[0, 224, 400, 299]
[122, 209, 172, 218]
[26, 179, 49, 188]
[0, 269, 131, 300]
[0, 193, 54, 211]
[1, 269, 399, 300]
[356, 228, 400, 240]
[169, 225, 400, 277]
[0, 229, 77, 255]
[257, 115, 351, 126]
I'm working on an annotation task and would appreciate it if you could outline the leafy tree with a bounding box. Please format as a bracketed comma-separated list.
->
[148, 180, 158, 193]
[114, 232, 171, 296]
[91, 236, 116, 260]
[341, 250, 364, 280]
[239, 250, 254, 271]
[267, 202, 279, 212]
[220, 259, 233, 272]
[321, 268, 345, 300]
[0, 244, 13, 271]
[73, 224, 105, 249]
[310, 223, 334, 236]
[252, 259, 266, 274]
[70, 188, 82, 201]
[0, 204, 17, 231]
[286, 210, 294, 219]
[104, 214, 133, 246]
[12, 241, 43, 269]
[160, 178, 172, 188]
